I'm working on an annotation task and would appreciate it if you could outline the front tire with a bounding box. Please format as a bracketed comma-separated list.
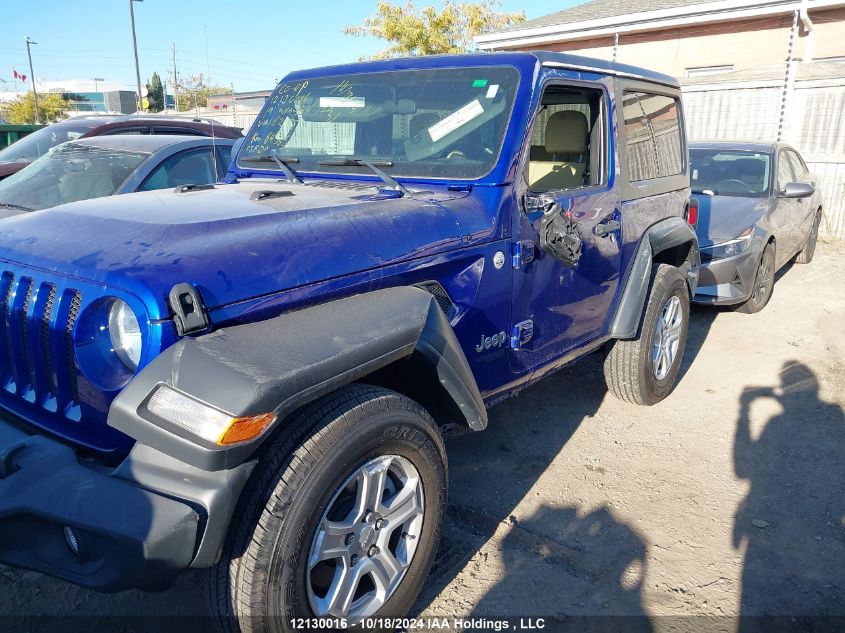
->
[604, 264, 690, 405]
[208, 384, 447, 633]
[736, 244, 775, 314]
[795, 210, 821, 264]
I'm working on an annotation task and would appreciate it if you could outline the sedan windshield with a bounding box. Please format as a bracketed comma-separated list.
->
[690, 149, 771, 197]
[239, 66, 520, 180]
[0, 142, 148, 211]
[0, 122, 98, 163]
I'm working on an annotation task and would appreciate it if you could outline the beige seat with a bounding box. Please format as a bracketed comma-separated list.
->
[528, 110, 588, 191]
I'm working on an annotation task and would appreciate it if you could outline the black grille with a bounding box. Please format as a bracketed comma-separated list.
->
[0, 273, 82, 415]
[65, 291, 83, 402]
[19, 279, 34, 388]
[417, 281, 453, 317]
[41, 284, 57, 393]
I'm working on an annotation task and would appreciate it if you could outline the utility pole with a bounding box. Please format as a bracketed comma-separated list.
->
[24, 35, 39, 123]
[129, 0, 143, 112]
[171, 43, 179, 111]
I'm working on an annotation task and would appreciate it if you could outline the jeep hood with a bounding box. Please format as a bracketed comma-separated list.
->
[0, 180, 478, 314]
[693, 194, 770, 246]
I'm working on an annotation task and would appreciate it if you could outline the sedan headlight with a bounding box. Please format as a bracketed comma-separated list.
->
[108, 299, 142, 371]
[700, 227, 754, 261]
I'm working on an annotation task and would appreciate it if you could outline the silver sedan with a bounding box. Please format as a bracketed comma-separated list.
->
[690, 141, 823, 313]
[0, 134, 236, 217]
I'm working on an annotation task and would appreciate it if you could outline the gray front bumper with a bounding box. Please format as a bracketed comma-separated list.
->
[0, 413, 201, 591]
[693, 248, 760, 305]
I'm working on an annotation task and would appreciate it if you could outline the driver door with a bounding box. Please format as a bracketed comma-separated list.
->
[510, 79, 622, 374]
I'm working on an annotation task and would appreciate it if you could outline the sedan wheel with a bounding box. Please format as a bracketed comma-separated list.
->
[737, 244, 775, 314]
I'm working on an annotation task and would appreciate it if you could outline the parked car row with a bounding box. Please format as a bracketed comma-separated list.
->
[0, 123, 820, 315]
[0, 51, 824, 632]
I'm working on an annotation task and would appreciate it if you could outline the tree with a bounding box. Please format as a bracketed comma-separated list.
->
[146, 71, 164, 112]
[6, 91, 70, 124]
[344, 0, 525, 59]
[175, 73, 232, 112]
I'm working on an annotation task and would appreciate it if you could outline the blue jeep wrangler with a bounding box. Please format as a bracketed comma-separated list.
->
[0, 52, 698, 629]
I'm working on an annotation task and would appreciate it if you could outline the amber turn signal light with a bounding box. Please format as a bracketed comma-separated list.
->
[218, 412, 277, 446]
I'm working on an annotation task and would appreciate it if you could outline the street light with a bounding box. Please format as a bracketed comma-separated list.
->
[129, 0, 143, 112]
[24, 35, 39, 123]
[91, 77, 104, 92]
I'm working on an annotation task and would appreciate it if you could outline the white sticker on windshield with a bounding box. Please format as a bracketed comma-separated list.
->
[319, 96, 365, 108]
[486, 84, 499, 99]
[427, 99, 485, 143]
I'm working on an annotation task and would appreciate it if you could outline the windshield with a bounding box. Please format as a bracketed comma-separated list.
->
[690, 149, 771, 198]
[239, 66, 520, 180]
[0, 142, 148, 211]
[0, 122, 99, 164]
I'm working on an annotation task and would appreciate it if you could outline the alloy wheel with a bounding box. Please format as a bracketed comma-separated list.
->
[753, 253, 774, 305]
[651, 295, 683, 381]
[306, 454, 425, 622]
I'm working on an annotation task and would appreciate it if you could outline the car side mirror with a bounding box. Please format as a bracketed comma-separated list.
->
[780, 182, 814, 198]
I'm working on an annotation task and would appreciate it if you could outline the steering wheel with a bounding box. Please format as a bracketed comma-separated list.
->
[719, 179, 755, 193]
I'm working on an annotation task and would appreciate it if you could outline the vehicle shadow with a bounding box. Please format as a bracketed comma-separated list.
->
[732, 361, 845, 631]
[469, 504, 652, 632]
[414, 347, 653, 629]
[676, 303, 719, 384]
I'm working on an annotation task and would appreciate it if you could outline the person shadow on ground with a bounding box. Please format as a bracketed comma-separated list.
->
[468, 504, 653, 633]
[733, 361, 845, 632]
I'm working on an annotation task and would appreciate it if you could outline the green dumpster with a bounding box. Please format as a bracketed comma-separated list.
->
[0, 125, 45, 151]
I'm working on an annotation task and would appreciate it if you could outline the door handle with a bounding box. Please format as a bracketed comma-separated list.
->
[594, 219, 621, 237]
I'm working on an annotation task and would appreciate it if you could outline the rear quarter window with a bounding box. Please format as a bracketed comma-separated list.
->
[622, 92, 683, 182]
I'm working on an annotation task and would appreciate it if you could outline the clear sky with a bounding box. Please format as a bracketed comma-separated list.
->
[0, 0, 576, 94]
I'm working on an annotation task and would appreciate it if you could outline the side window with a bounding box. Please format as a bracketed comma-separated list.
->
[137, 148, 216, 192]
[785, 150, 806, 179]
[216, 145, 233, 170]
[776, 151, 795, 191]
[623, 92, 683, 182]
[102, 127, 147, 136]
[526, 85, 607, 193]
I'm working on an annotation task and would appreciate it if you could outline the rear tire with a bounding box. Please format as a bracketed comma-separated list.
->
[795, 211, 821, 264]
[736, 244, 775, 314]
[207, 384, 447, 633]
[604, 264, 690, 405]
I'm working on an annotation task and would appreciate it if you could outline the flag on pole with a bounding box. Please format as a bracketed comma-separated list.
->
[13, 70, 27, 82]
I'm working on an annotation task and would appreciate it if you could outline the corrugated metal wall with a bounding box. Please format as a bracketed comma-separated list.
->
[683, 79, 845, 241]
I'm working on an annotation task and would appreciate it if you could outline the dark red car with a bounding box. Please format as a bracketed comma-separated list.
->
[0, 114, 242, 180]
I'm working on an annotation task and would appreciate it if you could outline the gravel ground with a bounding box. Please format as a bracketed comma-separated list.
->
[1, 243, 843, 633]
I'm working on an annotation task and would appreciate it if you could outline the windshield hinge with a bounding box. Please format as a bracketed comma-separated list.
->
[168, 283, 210, 336]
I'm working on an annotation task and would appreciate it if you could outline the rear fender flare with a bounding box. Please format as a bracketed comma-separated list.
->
[610, 217, 700, 339]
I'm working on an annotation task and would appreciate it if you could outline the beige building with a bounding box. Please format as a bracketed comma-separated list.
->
[476, 0, 845, 79]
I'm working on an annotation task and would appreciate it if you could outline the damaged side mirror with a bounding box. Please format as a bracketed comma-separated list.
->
[538, 199, 583, 268]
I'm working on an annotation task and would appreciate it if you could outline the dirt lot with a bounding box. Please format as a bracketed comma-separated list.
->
[1, 243, 843, 633]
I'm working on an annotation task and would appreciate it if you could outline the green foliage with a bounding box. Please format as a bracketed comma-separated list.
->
[146, 71, 165, 112]
[5, 91, 70, 124]
[344, 0, 525, 59]
[175, 73, 232, 112]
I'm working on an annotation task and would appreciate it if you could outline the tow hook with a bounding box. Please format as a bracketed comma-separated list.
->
[0, 442, 26, 479]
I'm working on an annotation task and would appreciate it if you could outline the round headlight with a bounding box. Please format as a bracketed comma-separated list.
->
[108, 299, 142, 371]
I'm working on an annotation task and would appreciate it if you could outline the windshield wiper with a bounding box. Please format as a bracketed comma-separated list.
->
[240, 155, 303, 184]
[318, 158, 408, 196]
[0, 202, 33, 212]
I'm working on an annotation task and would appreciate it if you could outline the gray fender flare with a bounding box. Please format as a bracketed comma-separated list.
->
[108, 286, 486, 472]
[610, 217, 700, 340]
